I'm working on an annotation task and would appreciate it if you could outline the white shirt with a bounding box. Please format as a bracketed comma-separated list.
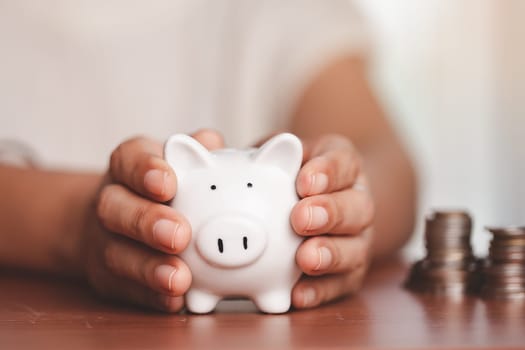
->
[0, 0, 365, 170]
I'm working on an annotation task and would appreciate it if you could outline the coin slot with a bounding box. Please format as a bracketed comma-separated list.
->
[243, 236, 248, 250]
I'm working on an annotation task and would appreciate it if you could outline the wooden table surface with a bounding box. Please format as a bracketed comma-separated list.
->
[1, 258, 524, 350]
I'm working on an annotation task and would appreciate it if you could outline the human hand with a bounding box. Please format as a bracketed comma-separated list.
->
[80, 130, 224, 312]
[290, 134, 375, 309]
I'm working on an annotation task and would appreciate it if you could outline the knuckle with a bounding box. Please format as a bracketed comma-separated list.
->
[145, 254, 169, 288]
[96, 185, 116, 226]
[311, 287, 322, 307]
[346, 265, 366, 292]
[109, 144, 124, 173]
[353, 244, 368, 271]
[322, 155, 338, 183]
[132, 263, 144, 286]
[140, 257, 155, 287]
[353, 236, 371, 270]
[327, 240, 342, 271]
[360, 194, 375, 229]
[349, 156, 361, 180]
[316, 283, 331, 306]
[109, 141, 129, 178]
[103, 240, 118, 271]
[130, 156, 145, 188]
[337, 151, 360, 186]
[131, 202, 151, 237]
[110, 136, 149, 178]
[328, 196, 344, 232]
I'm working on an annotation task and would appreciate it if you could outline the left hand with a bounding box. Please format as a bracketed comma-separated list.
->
[290, 134, 375, 309]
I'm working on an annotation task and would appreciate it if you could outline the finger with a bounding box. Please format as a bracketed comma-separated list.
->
[97, 184, 191, 253]
[295, 232, 371, 276]
[296, 145, 362, 198]
[291, 266, 367, 309]
[103, 236, 192, 297]
[191, 128, 225, 150]
[109, 136, 176, 202]
[290, 188, 375, 236]
[110, 132, 225, 202]
[89, 269, 185, 313]
[300, 133, 353, 163]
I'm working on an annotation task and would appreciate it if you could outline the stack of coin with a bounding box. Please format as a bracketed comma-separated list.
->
[406, 210, 479, 296]
[480, 227, 525, 300]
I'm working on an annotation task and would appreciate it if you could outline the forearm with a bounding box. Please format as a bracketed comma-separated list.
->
[360, 136, 417, 259]
[0, 165, 101, 276]
[287, 56, 417, 260]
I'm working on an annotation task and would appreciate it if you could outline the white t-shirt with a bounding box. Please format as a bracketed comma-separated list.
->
[0, 0, 366, 170]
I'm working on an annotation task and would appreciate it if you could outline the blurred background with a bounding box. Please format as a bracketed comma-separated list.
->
[1, 1, 523, 259]
[355, 0, 525, 258]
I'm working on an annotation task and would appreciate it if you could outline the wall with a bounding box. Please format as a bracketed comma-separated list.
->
[355, 0, 524, 258]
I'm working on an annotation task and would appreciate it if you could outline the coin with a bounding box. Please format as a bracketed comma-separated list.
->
[406, 210, 479, 296]
[480, 227, 525, 300]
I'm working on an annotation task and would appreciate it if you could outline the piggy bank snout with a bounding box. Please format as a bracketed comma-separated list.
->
[196, 215, 267, 268]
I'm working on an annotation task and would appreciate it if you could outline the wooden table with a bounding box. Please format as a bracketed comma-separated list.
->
[1, 258, 524, 349]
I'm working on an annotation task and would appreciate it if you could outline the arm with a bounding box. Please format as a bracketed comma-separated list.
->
[289, 57, 417, 259]
[0, 166, 99, 276]
[286, 57, 417, 309]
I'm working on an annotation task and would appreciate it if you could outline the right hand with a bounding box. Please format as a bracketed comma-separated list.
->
[80, 129, 224, 312]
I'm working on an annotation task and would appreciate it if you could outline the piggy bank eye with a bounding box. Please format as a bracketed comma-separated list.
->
[247, 182, 253, 188]
[210, 185, 217, 190]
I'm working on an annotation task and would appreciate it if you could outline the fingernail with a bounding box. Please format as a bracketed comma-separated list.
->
[314, 246, 333, 271]
[302, 288, 317, 307]
[307, 206, 329, 230]
[144, 169, 167, 196]
[310, 173, 328, 194]
[154, 265, 177, 291]
[153, 219, 179, 250]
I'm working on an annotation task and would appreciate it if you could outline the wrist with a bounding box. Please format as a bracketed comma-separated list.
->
[56, 172, 102, 279]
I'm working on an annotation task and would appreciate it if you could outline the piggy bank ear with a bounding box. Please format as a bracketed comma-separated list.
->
[252, 133, 303, 176]
[164, 134, 214, 174]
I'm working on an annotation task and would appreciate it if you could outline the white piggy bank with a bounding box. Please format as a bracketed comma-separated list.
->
[164, 133, 303, 314]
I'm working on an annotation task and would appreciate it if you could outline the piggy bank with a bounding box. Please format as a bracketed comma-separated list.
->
[164, 133, 303, 313]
